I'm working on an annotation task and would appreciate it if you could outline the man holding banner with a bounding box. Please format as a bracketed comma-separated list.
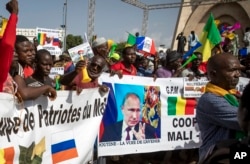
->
[196, 53, 244, 163]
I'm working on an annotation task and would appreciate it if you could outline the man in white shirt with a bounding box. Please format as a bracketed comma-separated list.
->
[188, 31, 199, 51]
[243, 27, 250, 48]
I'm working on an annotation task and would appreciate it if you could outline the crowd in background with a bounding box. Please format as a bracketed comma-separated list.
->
[2, 0, 250, 163]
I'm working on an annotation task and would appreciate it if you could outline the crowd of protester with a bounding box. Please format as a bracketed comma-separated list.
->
[2, 0, 250, 163]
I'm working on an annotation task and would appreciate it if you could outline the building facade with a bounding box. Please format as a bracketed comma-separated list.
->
[14, 28, 64, 41]
[172, 0, 250, 51]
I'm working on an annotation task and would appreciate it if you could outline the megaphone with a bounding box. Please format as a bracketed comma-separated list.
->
[181, 54, 197, 68]
[79, 53, 92, 83]
[107, 39, 114, 50]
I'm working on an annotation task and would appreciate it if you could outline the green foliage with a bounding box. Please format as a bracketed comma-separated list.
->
[65, 34, 83, 50]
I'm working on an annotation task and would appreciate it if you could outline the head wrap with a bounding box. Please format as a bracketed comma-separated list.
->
[92, 37, 107, 48]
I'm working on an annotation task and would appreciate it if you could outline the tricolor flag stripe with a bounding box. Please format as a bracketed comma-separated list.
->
[0, 18, 8, 38]
[185, 98, 196, 115]
[176, 97, 186, 115]
[38, 33, 46, 45]
[52, 148, 78, 164]
[0, 147, 14, 164]
[51, 130, 78, 163]
[51, 139, 76, 154]
[167, 97, 177, 115]
[167, 97, 196, 115]
[51, 130, 75, 143]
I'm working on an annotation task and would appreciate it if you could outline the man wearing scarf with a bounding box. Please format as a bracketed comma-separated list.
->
[196, 53, 245, 163]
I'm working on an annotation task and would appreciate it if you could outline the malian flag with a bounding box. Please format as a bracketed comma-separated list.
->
[167, 97, 196, 115]
[126, 33, 136, 47]
[0, 18, 8, 38]
[197, 13, 221, 62]
[0, 147, 14, 164]
[37, 33, 46, 45]
[136, 36, 156, 55]
[51, 130, 78, 164]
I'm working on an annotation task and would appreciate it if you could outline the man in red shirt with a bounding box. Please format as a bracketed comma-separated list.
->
[11, 35, 34, 78]
[110, 46, 137, 78]
[0, 0, 56, 101]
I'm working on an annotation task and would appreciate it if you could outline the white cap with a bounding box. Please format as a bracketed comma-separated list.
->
[92, 37, 107, 48]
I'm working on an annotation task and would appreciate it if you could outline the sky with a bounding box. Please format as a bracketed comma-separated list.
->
[0, 0, 182, 48]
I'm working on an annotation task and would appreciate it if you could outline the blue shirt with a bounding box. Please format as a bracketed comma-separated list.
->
[196, 92, 241, 162]
[137, 67, 153, 77]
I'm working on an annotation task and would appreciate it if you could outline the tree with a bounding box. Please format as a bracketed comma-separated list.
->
[65, 34, 83, 50]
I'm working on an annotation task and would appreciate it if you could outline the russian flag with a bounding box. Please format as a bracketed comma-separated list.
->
[52, 38, 60, 46]
[0, 147, 14, 164]
[99, 82, 118, 141]
[136, 36, 156, 55]
[51, 130, 78, 164]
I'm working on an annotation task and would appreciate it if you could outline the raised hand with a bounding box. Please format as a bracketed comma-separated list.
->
[75, 60, 88, 74]
[132, 122, 146, 140]
[6, 0, 18, 14]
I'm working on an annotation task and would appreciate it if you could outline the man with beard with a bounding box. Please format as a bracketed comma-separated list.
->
[110, 46, 137, 79]
[59, 55, 108, 94]
[196, 53, 244, 163]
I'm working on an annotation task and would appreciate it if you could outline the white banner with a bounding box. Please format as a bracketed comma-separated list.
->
[98, 73, 249, 156]
[0, 89, 109, 164]
[49, 67, 64, 79]
[68, 42, 94, 65]
[36, 27, 62, 57]
[1, 74, 248, 161]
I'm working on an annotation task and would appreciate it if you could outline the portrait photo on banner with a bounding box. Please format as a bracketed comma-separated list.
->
[99, 83, 161, 143]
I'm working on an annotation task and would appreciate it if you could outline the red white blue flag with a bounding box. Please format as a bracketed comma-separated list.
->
[136, 36, 156, 55]
[51, 130, 78, 164]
